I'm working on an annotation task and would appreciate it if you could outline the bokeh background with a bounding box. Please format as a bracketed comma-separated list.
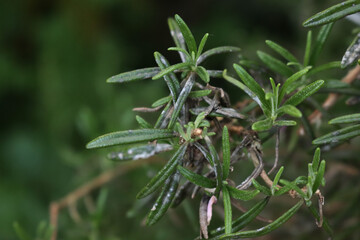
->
[1, 0, 359, 239]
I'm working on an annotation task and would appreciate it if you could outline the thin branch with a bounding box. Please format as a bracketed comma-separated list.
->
[268, 127, 280, 175]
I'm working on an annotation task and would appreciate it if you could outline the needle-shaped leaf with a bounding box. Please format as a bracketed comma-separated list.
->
[167, 17, 187, 62]
[195, 66, 210, 83]
[279, 179, 307, 199]
[312, 160, 326, 192]
[329, 113, 360, 124]
[307, 61, 341, 77]
[304, 31, 312, 66]
[271, 166, 284, 195]
[147, 171, 180, 225]
[167, 47, 191, 60]
[175, 14, 197, 54]
[86, 129, 176, 149]
[152, 62, 192, 80]
[257, 51, 293, 77]
[108, 143, 173, 161]
[312, 124, 360, 145]
[222, 186, 232, 235]
[342, 33, 360, 68]
[220, 200, 303, 239]
[197, 46, 241, 64]
[252, 118, 273, 131]
[279, 67, 311, 102]
[222, 126, 230, 180]
[208, 197, 270, 239]
[151, 96, 172, 108]
[188, 89, 212, 98]
[154, 101, 172, 129]
[265, 40, 299, 63]
[274, 120, 297, 127]
[303, 0, 360, 27]
[233, 64, 270, 112]
[135, 115, 153, 128]
[136, 144, 188, 199]
[312, 147, 321, 171]
[177, 165, 216, 188]
[309, 23, 334, 66]
[13, 222, 31, 240]
[168, 73, 195, 129]
[284, 80, 324, 106]
[205, 136, 223, 196]
[226, 186, 259, 201]
[106, 67, 160, 83]
[197, 33, 209, 59]
[252, 179, 271, 196]
[276, 105, 302, 118]
[154, 52, 180, 102]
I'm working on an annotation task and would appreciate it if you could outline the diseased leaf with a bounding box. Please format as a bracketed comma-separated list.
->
[252, 118, 273, 131]
[146, 171, 180, 225]
[220, 200, 303, 239]
[265, 40, 299, 63]
[342, 33, 360, 68]
[86, 129, 176, 149]
[154, 52, 180, 102]
[329, 113, 360, 124]
[197, 46, 241, 64]
[154, 101, 172, 129]
[257, 51, 293, 77]
[279, 67, 311, 102]
[276, 105, 302, 118]
[222, 186, 232, 235]
[175, 14, 197, 54]
[226, 186, 259, 201]
[108, 143, 173, 161]
[167, 18, 187, 62]
[303, 0, 360, 27]
[107, 67, 160, 83]
[136, 115, 153, 128]
[205, 136, 223, 196]
[312, 124, 360, 145]
[177, 165, 216, 188]
[152, 62, 192, 80]
[284, 80, 324, 106]
[136, 144, 188, 199]
[309, 23, 334, 66]
[222, 126, 231, 180]
[208, 197, 270, 239]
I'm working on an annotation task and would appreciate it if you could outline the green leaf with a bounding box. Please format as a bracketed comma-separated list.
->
[279, 67, 311, 102]
[154, 52, 180, 101]
[197, 46, 241, 64]
[304, 31, 312, 66]
[86, 129, 176, 149]
[276, 105, 302, 118]
[312, 124, 360, 145]
[174, 14, 197, 54]
[312, 147, 321, 171]
[322, 79, 349, 89]
[329, 113, 360, 124]
[307, 61, 341, 77]
[197, 33, 209, 59]
[152, 62, 192, 80]
[147, 171, 180, 225]
[265, 40, 299, 63]
[195, 66, 210, 83]
[226, 186, 260, 201]
[106, 67, 160, 83]
[194, 112, 206, 129]
[188, 89, 212, 98]
[209, 197, 270, 239]
[205, 136, 223, 196]
[233, 64, 270, 111]
[168, 73, 195, 129]
[135, 115, 153, 128]
[107, 143, 173, 161]
[137, 144, 188, 199]
[177, 165, 216, 188]
[271, 166, 284, 195]
[279, 179, 307, 198]
[252, 118, 273, 131]
[303, 0, 360, 27]
[222, 186, 232, 235]
[13, 222, 31, 240]
[312, 160, 326, 192]
[167, 18, 187, 61]
[309, 23, 334, 66]
[284, 80, 324, 106]
[220, 200, 303, 239]
[222, 126, 231, 180]
[167, 47, 191, 59]
[151, 96, 172, 108]
[274, 120, 297, 127]
[257, 51, 293, 77]
[252, 179, 271, 196]
[154, 101, 172, 129]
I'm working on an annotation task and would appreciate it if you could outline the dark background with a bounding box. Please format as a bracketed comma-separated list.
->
[1, 0, 358, 239]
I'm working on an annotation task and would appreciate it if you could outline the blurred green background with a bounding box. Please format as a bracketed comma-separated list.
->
[1, 0, 358, 239]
